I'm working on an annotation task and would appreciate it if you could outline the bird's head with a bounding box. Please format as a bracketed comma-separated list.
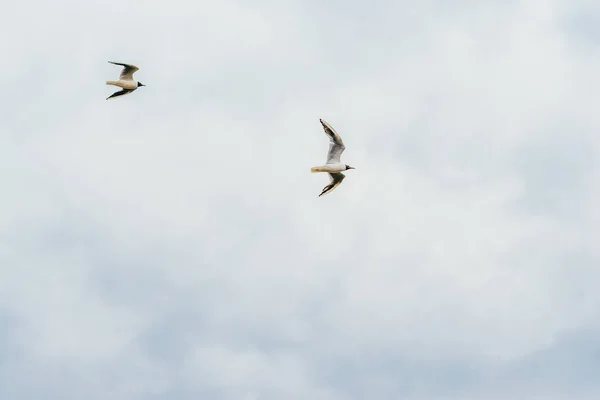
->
[345, 165, 355, 170]
[138, 82, 146, 87]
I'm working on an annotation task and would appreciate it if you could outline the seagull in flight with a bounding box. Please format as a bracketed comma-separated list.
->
[105, 61, 145, 100]
[311, 118, 355, 197]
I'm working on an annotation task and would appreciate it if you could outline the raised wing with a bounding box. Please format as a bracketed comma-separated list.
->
[109, 61, 139, 80]
[319, 172, 345, 197]
[106, 88, 134, 100]
[320, 119, 345, 164]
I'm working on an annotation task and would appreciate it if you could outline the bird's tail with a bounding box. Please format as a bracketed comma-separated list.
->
[106, 81, 119, 86]
[311, 166, 327, 173]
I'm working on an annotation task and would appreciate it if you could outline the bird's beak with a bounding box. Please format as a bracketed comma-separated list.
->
[348, 166, 355, 169]
[139, 83, 145, 87]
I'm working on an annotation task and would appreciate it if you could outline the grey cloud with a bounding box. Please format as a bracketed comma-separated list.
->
[1, 0, 599, 399]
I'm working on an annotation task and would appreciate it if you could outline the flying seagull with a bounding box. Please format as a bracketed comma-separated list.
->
[105, 61, 145, 100]
[311, 118, 355, 197]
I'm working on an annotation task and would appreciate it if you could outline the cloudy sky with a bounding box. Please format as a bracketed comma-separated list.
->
[1, 0, 599, 398]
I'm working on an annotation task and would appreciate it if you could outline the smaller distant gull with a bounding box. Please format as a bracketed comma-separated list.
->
[311, 119, 355, 197]
[105, 61, 145, 100]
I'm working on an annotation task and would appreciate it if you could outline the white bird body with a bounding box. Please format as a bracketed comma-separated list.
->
[106, 80, 138, 90]
[105, 61, 145, 99]
[311, 119, 355, 197]
[310, 163, 347, 173]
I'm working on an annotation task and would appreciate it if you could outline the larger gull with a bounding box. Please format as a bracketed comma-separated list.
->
[311, 118, 355, 197]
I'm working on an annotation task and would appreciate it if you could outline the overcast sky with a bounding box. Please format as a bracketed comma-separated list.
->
[1, 0, 599, 399]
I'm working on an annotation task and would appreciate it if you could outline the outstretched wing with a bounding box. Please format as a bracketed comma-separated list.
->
[109, 61, 139, 80]
[320, 119, 345, 164]
[106, 88, 133, 100]
[319, 172, 346, 197]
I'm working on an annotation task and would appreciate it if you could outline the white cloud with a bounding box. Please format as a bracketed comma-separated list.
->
[1, 0, 599, 398]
